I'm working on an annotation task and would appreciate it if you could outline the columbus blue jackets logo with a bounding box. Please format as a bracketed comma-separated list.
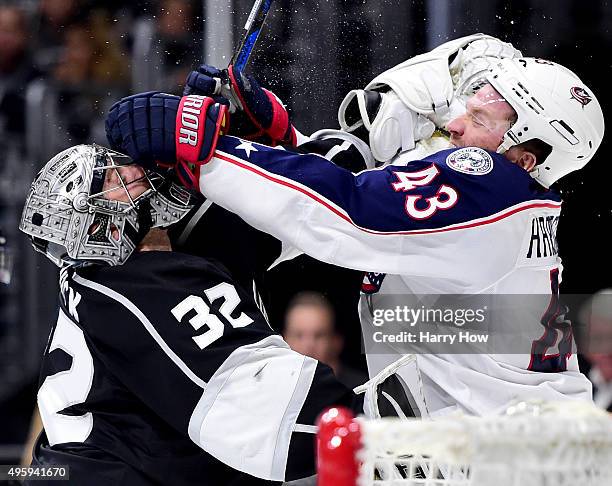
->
[445, 148, 493, 175]
[570, 87, 592, 107]
[362, 272, 386, 294]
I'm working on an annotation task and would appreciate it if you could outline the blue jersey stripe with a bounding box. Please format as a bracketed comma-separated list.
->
[215, 136, 561, 233]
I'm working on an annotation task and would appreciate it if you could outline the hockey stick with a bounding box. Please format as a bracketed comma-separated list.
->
[230, 0, 275, 71]
[214, 0, 274, 110]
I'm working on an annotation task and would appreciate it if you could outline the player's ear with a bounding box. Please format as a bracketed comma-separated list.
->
[516, 151, 537, 172]
[507, 147, 537, 172]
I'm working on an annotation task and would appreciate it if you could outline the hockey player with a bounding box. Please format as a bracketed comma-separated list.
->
[18, 144, 355, 484]
[153, 34, 525, 329]
[105, 53, 604, 417]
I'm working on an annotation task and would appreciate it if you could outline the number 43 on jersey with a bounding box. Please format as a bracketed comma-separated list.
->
[392, 165, 458, 220]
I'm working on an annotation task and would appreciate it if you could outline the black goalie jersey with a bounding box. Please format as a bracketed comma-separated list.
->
[30, 251, 352, 485]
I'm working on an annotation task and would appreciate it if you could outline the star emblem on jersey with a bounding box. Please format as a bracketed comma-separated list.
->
[445, 148, 494, 175]
[235, 140, 258, 158]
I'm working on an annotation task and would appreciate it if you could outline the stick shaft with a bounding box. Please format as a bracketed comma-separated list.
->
[230, 0, 274, 70]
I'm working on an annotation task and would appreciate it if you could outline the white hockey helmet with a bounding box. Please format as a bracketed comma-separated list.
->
[484, 57, 604, 187]
[20, 144, 195, 267]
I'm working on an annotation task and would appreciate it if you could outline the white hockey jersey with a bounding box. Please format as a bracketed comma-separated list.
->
[197, 135, 592, 416]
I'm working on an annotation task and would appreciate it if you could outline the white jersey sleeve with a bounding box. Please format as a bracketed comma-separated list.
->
[199, 136, 561, 293]
[197, 136, 591, 416]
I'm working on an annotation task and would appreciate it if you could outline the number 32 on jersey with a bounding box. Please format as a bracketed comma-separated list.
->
[171, 282, 254, 350]
[392, 165, 458, 220]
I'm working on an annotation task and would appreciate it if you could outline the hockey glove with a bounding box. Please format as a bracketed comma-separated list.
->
[105, 91, 229, 189]
[184, 64, 296, 147]
[338, 89, 435, 163]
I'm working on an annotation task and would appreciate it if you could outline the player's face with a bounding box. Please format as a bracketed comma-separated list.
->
[101, 164, 150, 203]
[94, 164, 151, 242]
[283, 306, 339, 365]
[447, 84, 517, 152]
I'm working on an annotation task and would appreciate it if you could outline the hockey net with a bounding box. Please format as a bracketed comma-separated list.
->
[316, 401, 612, 486]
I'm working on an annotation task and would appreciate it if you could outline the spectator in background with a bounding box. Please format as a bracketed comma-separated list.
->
[283, 292, 367, 389]
[0, 4, 39, 137]
[40, 0, 79, 28]
[156, 0, 198, 90]
[51, 11, 128, 144]
[33, 0, 83, 71]
[581, 291, 612, 412]
[0, 227, 10, 285]
[52, 23, 94, 84]
[53, 12, 127, 87]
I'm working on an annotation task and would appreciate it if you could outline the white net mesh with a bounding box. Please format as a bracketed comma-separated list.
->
[357, 401, 612, 486]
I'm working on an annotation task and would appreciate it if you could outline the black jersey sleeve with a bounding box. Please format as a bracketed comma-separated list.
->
[295, 128, 374, 172]
[66, 252, 352, 482]
[168, 199, 282, 300]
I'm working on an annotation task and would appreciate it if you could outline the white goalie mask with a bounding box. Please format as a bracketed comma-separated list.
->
[482, 58, 604, 187]
[19, 144, 195, 267]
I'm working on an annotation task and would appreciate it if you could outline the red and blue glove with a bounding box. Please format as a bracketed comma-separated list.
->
[184, 64, 296, 147]
[105, 91, 229, 189]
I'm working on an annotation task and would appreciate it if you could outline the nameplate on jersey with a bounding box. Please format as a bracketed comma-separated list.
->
[445, 148, 494, 175]
[517, 214, 560, 267]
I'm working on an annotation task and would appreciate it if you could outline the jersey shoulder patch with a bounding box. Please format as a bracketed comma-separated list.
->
[445, 147, 494, 175]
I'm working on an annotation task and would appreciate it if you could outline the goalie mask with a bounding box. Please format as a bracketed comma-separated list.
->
[19, 144, 195, 267]
[481, 58, 604, 187]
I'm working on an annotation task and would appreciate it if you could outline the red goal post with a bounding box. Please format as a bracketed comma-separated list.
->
[316, 402, 612, 486]
[317, 407, 361, 486]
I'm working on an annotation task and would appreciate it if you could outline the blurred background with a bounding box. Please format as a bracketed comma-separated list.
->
[0, 0, 611, 465]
